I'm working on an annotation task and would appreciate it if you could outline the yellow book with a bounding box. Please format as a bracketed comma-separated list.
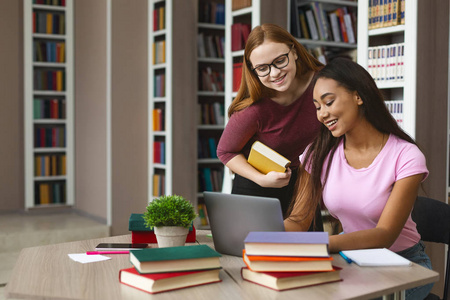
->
[46, 13, 53, 34]
[60, 42, 65, 62]
[159, 6, 165, 30]
[56, 70, 63, 91]
[247, 141, 291, 175]
[40, 184, 50, 204]
[61, 154, 66, 175]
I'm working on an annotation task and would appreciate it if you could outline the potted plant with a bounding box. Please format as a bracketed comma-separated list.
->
[143, 195, 197, 248]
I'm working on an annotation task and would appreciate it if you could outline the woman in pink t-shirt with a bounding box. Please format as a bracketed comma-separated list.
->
[285, 58, 433, 300]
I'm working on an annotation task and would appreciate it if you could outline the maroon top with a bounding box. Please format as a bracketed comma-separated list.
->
[217, 80, 321, 169]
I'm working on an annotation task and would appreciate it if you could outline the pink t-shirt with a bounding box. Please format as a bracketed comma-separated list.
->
[301, 134, 428, 252]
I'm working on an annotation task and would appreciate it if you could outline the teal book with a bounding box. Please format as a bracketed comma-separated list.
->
[130, 244, 221, 274]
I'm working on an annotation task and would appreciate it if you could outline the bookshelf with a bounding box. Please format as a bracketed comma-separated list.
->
[23, 0, 74, 209]
[196, 0, 226, 228]
[148, 0, 197, 206]
[289, 0, 358, 63]
[357, 0, 413, 137]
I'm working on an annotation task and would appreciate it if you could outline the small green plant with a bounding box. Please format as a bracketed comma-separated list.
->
[143, 195, 197, 229]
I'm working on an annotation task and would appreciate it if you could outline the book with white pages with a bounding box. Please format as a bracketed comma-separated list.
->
[341, 248, 412, 267]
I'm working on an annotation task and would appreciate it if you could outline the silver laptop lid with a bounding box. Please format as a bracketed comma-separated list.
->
[203, 192, 285, 257]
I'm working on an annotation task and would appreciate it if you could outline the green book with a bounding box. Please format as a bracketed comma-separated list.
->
[130, 244, 222, 274]
[128, 213, 194, 232]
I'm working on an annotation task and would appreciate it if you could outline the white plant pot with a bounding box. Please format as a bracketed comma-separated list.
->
[154, 226, 189, 248]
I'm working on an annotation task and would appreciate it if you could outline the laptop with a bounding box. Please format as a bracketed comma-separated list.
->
[203, 191, 285, 257]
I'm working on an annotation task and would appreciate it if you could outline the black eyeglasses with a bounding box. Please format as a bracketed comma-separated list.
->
[252, 46, 293, 77]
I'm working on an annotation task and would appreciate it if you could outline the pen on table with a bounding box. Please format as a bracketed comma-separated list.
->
[339, 251, 353, 264]
[86, 251, 129, 255]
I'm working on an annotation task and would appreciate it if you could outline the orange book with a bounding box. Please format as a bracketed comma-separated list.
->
[243, 250, 334, 272]
[61, 155, 66, 175]
[46, 13, 53, 34]
[40, 184, 50, 204]
[56, 71, 63, 91]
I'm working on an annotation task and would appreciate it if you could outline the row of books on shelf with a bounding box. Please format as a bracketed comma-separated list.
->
[153, 40, 166, 65]
[200, 67, 224, 92]
[153, 73, 165, 97]
[385, 100, 403, 128]
[198, 136, 219, 159]
[33, 0, 66, 6]
[198, 102, 224, 125]
[152, 6, 165, 31]
[197, 203, 209, 226]
[33, 41, 65, 63]
[368, 43, 404, 82]
[294, 4, 356, 43]
[369, 0, 405, 30]
[34, 127, 66, 148]
[197, 33, 225, 59]
[35, 181, 66, 205]
[152, 108, 165, 131]
[198, 1, 225, 25]
[152, 173, 165, 197]
[198, 167, 223, 193]
[153, 141, 166, 164]
[34, 98, 66, 120]
[241, 231, 342, 291]
[231, 23, 250, 51]
[35, 154, 66, 177]
[119, 245, 222, 294]
[306, 47, 356, 66]
[34, 69, 65, 91]
[33, 11, 65, 35]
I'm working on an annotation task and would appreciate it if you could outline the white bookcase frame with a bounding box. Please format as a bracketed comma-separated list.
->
[148, 0, 172, 201]
[23, 0, 74, 209]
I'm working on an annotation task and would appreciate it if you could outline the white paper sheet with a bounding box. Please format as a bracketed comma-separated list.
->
[68, 253, 112, 264]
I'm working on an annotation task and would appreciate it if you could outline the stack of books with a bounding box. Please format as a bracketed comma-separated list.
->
[119, 244, 222, 294]
[128, 213, 196, 244]
[241, 232, 342, 291]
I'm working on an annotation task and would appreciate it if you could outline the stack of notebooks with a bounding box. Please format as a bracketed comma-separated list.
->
[241, 232, 342, 291]
[119, 244, 222, 294]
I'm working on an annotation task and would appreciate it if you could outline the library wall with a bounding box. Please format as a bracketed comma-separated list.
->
[415, 1, 449, 297]
[0, 1, 24, 212]
[74, 0, 108, 221]
[111, 0, 149, 235]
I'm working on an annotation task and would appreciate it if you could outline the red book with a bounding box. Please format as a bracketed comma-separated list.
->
[241, 23, 251, 44]
[119, 267, 221, 294]
[40, 128, 46, 148]
[231, 23, 243, 51]
[131, 226, 196, 244]
[241, 267, 342, 291]
[51, 99, 58, 119]
[153, 141, 161, 163]
[233, 62, 243, 92]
